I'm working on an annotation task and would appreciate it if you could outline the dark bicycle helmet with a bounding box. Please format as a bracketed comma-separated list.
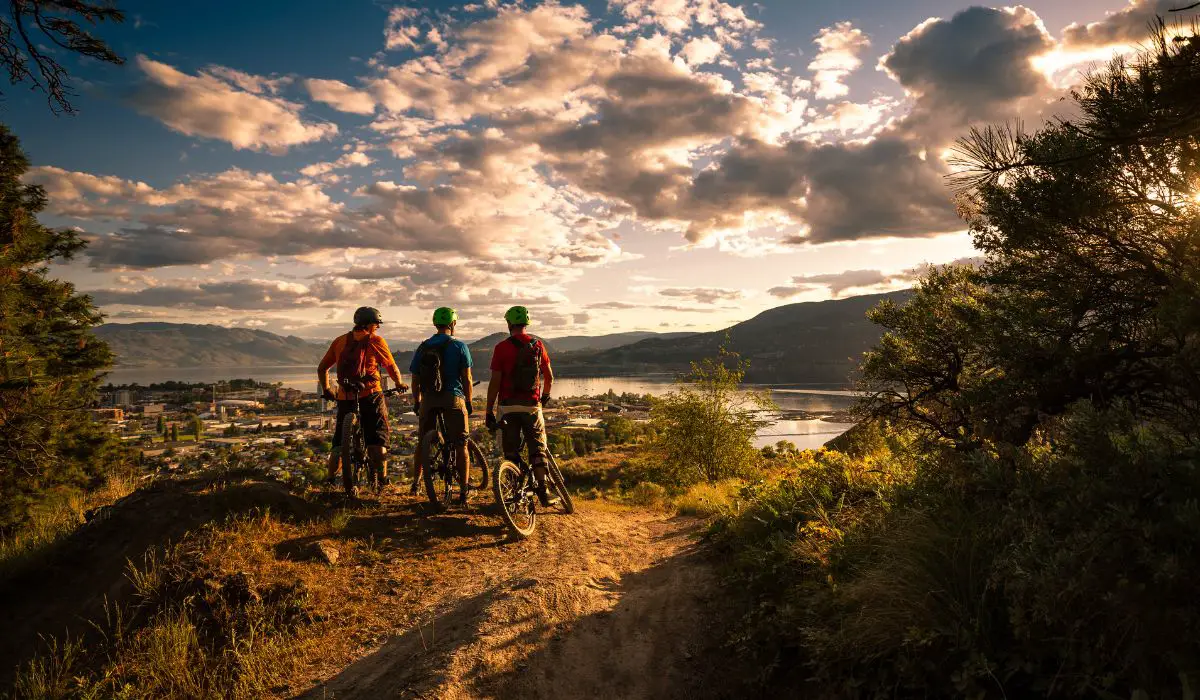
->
[353, 306, 384, 326]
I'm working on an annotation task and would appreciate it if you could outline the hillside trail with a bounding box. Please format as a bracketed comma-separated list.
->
[301, 490, 732, 700]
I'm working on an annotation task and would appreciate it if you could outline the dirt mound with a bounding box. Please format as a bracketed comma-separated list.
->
[0, 472, 316, 687]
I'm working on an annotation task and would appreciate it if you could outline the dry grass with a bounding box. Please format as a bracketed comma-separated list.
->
[9, 480, 408, 699]
[673, 479, 747, 518]
[0, 471, 140, 579]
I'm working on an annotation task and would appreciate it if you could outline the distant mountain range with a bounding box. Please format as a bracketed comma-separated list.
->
[95, 295, 903, 385]
[94, 324, 696, 370]
[553, 291, 911, 385]
[93, 323, 325, 368]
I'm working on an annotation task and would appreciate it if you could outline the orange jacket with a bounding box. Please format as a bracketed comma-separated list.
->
[318, 330, 402, 400]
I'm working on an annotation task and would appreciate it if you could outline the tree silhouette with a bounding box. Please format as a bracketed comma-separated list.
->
[1, 0, 126, 114]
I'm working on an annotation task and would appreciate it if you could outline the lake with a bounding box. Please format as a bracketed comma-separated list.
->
[102, 366, 858, 450]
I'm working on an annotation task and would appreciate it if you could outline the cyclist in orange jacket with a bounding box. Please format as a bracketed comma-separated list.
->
[316, 306, 407, 488]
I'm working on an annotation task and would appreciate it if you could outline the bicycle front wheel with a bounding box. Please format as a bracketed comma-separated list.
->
[339, 412, 363, 496]
[421, 429, 451, 510]
[467, 438, 488, 491]
[493, 461, 536, 539]
[546, 453, 575, 515]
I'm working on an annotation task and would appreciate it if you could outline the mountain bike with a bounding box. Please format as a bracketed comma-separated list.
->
[419, 391, 489, 510]
[490, 415, 574, 539]
[339, 386, 405, 497]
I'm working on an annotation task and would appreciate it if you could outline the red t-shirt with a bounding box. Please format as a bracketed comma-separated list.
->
[490, 334, 551, 403]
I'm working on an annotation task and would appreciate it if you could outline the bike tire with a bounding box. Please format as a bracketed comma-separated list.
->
[421, 429, 450, 510]
[493, 460, 536, 539]
[546, 453, 575, 515]
[340, 411, 362, 497]
[467, 438, 488, 490]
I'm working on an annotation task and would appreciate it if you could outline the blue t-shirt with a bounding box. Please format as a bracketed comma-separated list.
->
[409, 334, 473, 398]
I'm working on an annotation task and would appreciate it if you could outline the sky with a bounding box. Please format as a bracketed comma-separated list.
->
[11, 0, 1193, 343]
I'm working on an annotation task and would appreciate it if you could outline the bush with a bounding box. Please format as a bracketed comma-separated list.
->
[645, 345, 773, 487]
[627, 482, 667, 507]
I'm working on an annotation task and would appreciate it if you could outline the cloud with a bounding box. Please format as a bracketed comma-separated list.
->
[384, 6, 424, 51]
[659, 287, 744, 304]
[881, 7, 1054, 131]
[1062, 0, 1199, 47]
[680, 136, 961, 244]
[585, 301, 732, 312]
[799, 97, 898, 138]
[768, 257, 982, 297]
[611, 0, 761, 36]
[305, 78, 376, 115]
[680, 35, 724, 66]
[299, 150, 372, 177]
[89, 279, 345, 310]
[128, 56, 337, 153]
[808, 22, 871, 100]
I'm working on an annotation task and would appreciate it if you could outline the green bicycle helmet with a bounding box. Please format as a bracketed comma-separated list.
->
[504, 306, 530, 326]
[432, 307, 458, 326]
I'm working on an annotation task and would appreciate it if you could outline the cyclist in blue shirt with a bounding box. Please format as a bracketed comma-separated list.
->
[409, 307, 474, 501]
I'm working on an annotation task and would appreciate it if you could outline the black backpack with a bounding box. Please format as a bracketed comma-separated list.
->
[510, 337, 542, 393]
[416, 340, 449, 395]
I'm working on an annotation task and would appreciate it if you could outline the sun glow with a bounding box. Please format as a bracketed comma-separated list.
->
[1032, 44, 1133, 88]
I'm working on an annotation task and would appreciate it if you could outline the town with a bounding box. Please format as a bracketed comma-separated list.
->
[92, 379, 654, 485]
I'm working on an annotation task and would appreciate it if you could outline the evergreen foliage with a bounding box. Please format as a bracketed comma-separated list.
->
[0, 125, 128, 534]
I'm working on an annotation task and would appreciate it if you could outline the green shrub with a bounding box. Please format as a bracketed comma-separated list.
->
[644, 345, 773, 487]
[627, 482, 667, 507]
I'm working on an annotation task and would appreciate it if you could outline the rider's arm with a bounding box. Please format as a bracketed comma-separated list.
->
[486, 370, 502, 414]
[462, 366, 473, 406]
[376, 337, 404, 387]
[541, 347, 553, 398]
[317, 339, 338, 394]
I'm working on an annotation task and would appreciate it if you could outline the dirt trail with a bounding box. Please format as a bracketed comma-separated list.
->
[302, 495, 730, 699]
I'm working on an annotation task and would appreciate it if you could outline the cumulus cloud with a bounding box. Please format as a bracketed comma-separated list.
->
[1062, 0, 1199, 47]
[128, 57, 338, 153]
[305, 78, 376, 115]
[299, 150, 372, 177]
[680, 35, 724, 66]
[881, 6, 1054, 131]
[611, 0, 761, 36]
[678, 136, 961, 244]
[808, 22, 871, 100]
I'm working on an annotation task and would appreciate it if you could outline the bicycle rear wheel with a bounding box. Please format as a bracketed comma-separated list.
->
[466, 438, 488, 491]
[493, 461, 536, 538]
[340, 412, 364, 496]
[546, 453, 575, 515]
[421, 429, 451, 510]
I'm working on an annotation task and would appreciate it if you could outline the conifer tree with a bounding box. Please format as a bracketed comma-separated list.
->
[0, 125, 126, 532]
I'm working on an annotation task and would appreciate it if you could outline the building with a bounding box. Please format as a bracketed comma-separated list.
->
[270, 387, 303, 402]
[90, 408, 124, 422]
[205, 436, 248, 449]
[140, 403, 165, 415]
[114, 390, 131, 406]
[217, 399, 264, 409]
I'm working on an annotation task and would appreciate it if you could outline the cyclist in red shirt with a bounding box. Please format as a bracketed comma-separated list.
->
[485, 306, 555, 506]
